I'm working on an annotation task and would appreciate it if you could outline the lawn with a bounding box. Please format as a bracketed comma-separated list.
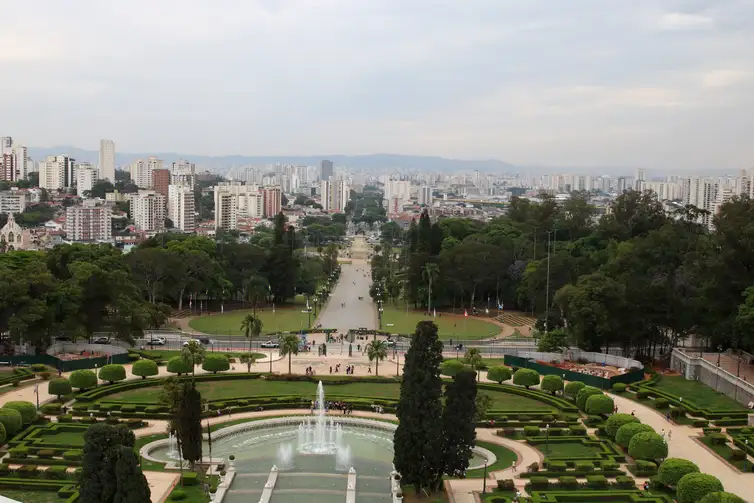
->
[189, 308, 313, 336]
[537, 440, 604, 458]
[39, 431, 86, 446]
[142, 350, 266, 360]
[105, 379, 554, 411]
[652, 375, 747, 411]
[465, 440, 517, 478]
[381, 307, 501, 340]
[0, 491, 66, 502]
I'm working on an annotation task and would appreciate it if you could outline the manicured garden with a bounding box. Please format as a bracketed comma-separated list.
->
[648, 375, 746, 411]
[188, 308, 313, 335]
[381, 306, 501, 339]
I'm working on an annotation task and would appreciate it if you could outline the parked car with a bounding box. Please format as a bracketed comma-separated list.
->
[147, 337, 166, 346]
[93, 337, 110, 344]
[260, 340, 280, 348]
[183, 339, 203, 347]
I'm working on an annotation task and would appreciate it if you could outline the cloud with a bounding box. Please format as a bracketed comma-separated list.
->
[657, 12, 714, 30]
[700, 69, 752, 88]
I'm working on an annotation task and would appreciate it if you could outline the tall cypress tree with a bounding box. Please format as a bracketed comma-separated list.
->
[442, 370, 478, 478]
[393, 321, 444, 494]
[113, 447, 151, 503]
[178, 383, 203, 469]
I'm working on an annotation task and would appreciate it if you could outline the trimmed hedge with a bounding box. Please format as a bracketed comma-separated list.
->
[615, 423, 655, 449]
[202, 354, 230, 374]
[48, 378, 72, 399]
[98, 364, 126, 384]
[69, 370, 97, 391]
[629, 432, 667, 461]
[564, 381, 585, 399]
[585, 394, 614, 415]
[676, 473, 724, 503]
[541, 375, 564, 395]
[513, 368, 540, 388]
[576, 386, 603, 410]
[167, 356, 193, 375]
[698, 492, 746, 503]
[441, 360, 469, 377]
[605, 413, 639, 440]
[0, 409, 24, 437]
[487, 365, 512, 384]
[2, 401, 37, 426]
[657, 458, 699, 486]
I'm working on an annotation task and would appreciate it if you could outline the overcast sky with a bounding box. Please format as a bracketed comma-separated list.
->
[3, 0, 753, 170]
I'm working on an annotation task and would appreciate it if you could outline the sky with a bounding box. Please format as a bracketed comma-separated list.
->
[2, 0, 754, 170]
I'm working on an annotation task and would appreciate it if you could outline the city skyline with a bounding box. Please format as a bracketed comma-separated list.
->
[2, 1, 753, 171]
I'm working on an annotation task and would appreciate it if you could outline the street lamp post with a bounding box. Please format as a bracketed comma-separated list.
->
[482, 460, 488, 494]
[717, 346, 723, 367]
[34, 384, 39, 411]
[545, 424, 550, 454]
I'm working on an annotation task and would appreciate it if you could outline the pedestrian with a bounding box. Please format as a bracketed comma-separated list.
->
[666, 412, 670, 422]
[511, 460, 516, 473]
[329, 366, 333, 374]
[661, 429, 666, 441]
[631, 410, 635, 416]
[368, 366, 372, 374]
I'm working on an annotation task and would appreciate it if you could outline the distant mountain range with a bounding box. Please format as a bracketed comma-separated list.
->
[27, 147, 519, 174]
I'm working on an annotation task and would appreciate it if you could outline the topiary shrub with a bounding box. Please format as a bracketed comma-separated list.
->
[202, 354, 230, 374]
[132, 359, 159, 379]
[654, 398, 669, 409]
[512, 368, 540, 389]
[612, 382, 627, 393]
[615, 475, 636, 489]
[616, 422, 655, 448]
[69, 369, 97, 391]
[564, 381, 585, 399]
[576, 386, 603, 410]
[698, 492, 746, 503]
[170, 490, 187, 501]
[441, 360, 469, 377]
[98, 364, 126, 384]
[540, 375, 564, 395]
[486, 365, 512, 384]
[181, 472, 199, 486]
[657, 458, 700, 486]
[676, 473, 724, 503]
[524, 426, 540, 436]
[48, 378, 72, 399]
[167, 356, 192, 375]
[2, 401, 37, 426]
[0, 422, 5, 445]
[585, 394, 615, 415]
[629, 431, 668, 461]
[0, 408, 23, 437]
[605, 413, 640, 439]
[31, 363, 47, 372]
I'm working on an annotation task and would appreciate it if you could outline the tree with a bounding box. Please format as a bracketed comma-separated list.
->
[441, 360, 470, 377]
[202, 354, 230, 374]
[442, 370, 477, 478]
[240, 313, 263, 353]
[676, 473, 724, 503]
[463, 348, 483, 381]
[48, 378, 72, 398]
[540, 375, 564, 395]
[366, 340, 388, 376]
[98, 364, 126, 384]
[394, 321, 445, 494]
[0, 408, 23, 436]
[279, 333, 300, 374]
[423, 262, 439, 312]
[699, 493, 746, 503]
[181, 340, 205, 378]
[605, 413, 639, 440]
[176, 383, 203, 469]
[564, 381, 585, 399]
[2, 401, 37, 426]
[70, 370, 98, 391]
[167, 356, 192, 375]
[486, 366, 512, 384]
[575, 386, 602, 410]
[628, 431, 668, 461]
[537, 328, 568, 352]
[79, 423, 150, 503]
[657, 458, 700, 486]
[615, 423, 655, 449]
[132, 359, 159, 379]
[512, 368, 540, 388]
[584, 394, 614, 415]
[0, 423, 6, 445]
[240, 352, 257, 373]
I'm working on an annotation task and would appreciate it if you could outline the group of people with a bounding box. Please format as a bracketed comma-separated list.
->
[329, 363, 356, 375]
[304, 366, 316, 376]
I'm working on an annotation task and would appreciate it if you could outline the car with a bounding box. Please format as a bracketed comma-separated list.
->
[147, 337, 166, 346]
[260, 340, 280, 348]
[385, 340, 397, 347]
[183, 339, 203, 346]
[197, 337, 214, 345]
[93, 337, 110, 344]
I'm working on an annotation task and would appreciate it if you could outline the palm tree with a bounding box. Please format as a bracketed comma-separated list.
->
[245, 275, 269, 315]
[463, 347, 483, 381]
[366, 340, 389, 377]
[422, 263, 439, 314]
[240, 353, 257, 373]
[279, 333, 300, 374]
[181, 340, 205, 379]
[240, 313, 263, 354]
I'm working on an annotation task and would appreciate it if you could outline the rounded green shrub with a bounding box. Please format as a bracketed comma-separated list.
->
[628, 431, 668, 461]
[576, 386, 603, 410]
[585, 394, 614, 415]
[441, 360, 469, 377]
[698, 492, 746, 503]
[0, 408, 23, 437]
[69, 370, 97, 390]
[677, 473, 724, 503]
[2, 401, 37, 426]
[167, 356, 192, 375]
[0, 422, 6, 445]
[512, 368, 540, 388]
[98, 364, 126, 384]
[616, 423, 655, 448]
[657, 458, 700, 486]
[48, 378, 72, 398]
[654, 398, 669, 409]
[612, 382, 627, 392]
[132, 359, 159, 379]
[605, 413, 639, 439]
[170, 489, 187, 501]
[564, 381, 585, 399]
[540, 375, 564, 395]
[486, 365, 512, 384]
[202, 354, 230, 374]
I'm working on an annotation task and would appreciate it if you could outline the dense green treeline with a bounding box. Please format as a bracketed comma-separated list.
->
[370, 190, 754, 356]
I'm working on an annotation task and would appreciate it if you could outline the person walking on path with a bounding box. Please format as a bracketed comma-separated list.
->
[667, 430, 672, 441]
[511, 460, 516, 473]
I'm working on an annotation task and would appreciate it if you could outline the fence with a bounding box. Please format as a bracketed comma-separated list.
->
[3, 343, 131, 371]
[504, 353, 645, 390]
[671, 348, 754, 408]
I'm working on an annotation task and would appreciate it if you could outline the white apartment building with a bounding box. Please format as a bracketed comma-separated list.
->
[419, 186, 432, 206]
[214, 190, 238, 231]
[130, 157, 163, 189]
[130, 190, 166, 232]
[684, 177, 718, 229]
[168, 184, 196, 232]
[643, 180, 682, 201]
[99, 139, 115, 181]
[65, 199, 112, 242]
[171, 159, 196, 189]
[39, 155, 76, 191]
[384, 180, 411, 212]
[320, 179, 349, 212]
[0, 190, 27, 214]
[213, 182, 263, 226]
[75, 163, 99, 197]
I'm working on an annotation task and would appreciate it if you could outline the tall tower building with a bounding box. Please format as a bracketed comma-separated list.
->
[168, 184, 196, 232]
[320, 160, 334, 181]
[261, 186, 282, 217]
[130, 190, 166, 232]
[75, 163, 99, 197]
[152, 169, 170, 199]
[99, 139, 115, 181]
[65, 200, 112, 242]
[419, 186, 432, 206]
[40, 155, 76, 190]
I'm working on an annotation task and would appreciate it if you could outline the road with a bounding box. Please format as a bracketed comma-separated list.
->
[316, 261, 376, 333]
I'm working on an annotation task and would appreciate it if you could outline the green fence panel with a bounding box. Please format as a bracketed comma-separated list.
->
[504, 355, 612, 389]
[4, 353, 130, 371]
[610, 368, 645, 385]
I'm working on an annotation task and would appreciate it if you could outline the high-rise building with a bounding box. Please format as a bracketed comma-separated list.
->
[65, 200, 112, 242]
[168, 184, 196, 232]
[262, 186, 282, 217]
[0, 190, 27, 214]
[152, 169, 170, 199]
[212, 182, 263, 226]
[75, 163, 99, 197]
[39, 155, 76, 190]
[419, 186, 432, 206]
[0, 153, 16, 181]
[171, 160, 196, 189]
[130, 190, 166, 232]
[214, 189, 238, 231]
[320, 179, 349, 211]
[99, 139, 115, 181]
[684, 177, 718, 229]
[320, 160, 334, 181]
[130, 157, 163, 189]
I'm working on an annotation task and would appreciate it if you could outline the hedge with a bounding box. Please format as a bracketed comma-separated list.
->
[48, 378, 72, 399]
[98, 364, 126, 384]
[69, 370, 97, 391]
[441, 360, 469, 377]
[564, 381, 586, 399]
[585, 394, 614, 415]
[2, 401, 37, 426]
[0, 409, 24, 437]
[0, 368, 34, 387]
[167, 356, 193, 375]
[132, 359, 159, 379]
[676, 473, 724, 503]
[576, 386, 603, 410]
[657, 458, 699, 486]
[615, 423, 655, 449]
[629, 431, 667, 461]
[202, 354, 230, 374]
[605, 413, 639, 439]
[487, 365, 512, 384]
[541, 375, 564, 395]
[513, 368, 540, 388]
[698, 492, 746, 503]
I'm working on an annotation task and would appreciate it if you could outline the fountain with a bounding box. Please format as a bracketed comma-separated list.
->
[296, 381, 348, 460]
[167, 432, 180, 460]
[276, 443, 294, 470]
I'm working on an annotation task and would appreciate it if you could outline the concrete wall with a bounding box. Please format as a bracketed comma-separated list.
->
[47, 342, 128, 357]
[671, 349, 754, 408]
